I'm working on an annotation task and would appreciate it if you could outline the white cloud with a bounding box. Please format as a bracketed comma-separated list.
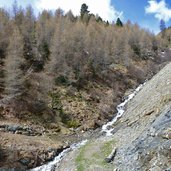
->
[145, 0, 171, 22]
[36, 0, 123, 22]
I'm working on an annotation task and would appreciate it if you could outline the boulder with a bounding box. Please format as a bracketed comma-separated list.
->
[104, 147, 117, 163]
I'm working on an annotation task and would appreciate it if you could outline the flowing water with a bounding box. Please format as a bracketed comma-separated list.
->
[31, 82, 146, 171]
[101, 82, 146, 136]
[30, 140, 88, 171]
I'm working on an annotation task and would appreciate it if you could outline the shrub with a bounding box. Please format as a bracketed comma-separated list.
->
[55, 75, 69, 86]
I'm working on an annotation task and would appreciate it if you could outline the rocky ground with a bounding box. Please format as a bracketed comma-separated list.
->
[56, 62, 171, 171]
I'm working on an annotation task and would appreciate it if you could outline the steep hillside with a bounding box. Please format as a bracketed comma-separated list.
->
[57, 62, 171, 171]
[0, 3, 171, 170]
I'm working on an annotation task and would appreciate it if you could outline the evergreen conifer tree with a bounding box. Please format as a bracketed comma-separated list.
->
[116, 18, 123, 27]
[80, 3, 89, 19]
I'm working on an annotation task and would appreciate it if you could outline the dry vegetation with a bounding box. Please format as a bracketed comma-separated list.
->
[0, 2, 169, 129]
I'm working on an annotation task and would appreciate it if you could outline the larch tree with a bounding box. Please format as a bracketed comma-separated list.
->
[45, 15, 68, 87]
[139, 31, 153, 60]
[22, 5, 36, 64]
[4, 25, 27, 115]
[0, 9, 11, 97]
[55, 8, 64, 21]
[35, 10, 54, 70]
[65, 10, 75, 22]
[5, 25, 25, 96]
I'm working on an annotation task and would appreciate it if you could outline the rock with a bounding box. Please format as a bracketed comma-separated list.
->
[150, 166, 162, 171]
[7, 125, 21, 133]
[0, 125, 6, 129]
[19, 158, 31, 166]
[143, 110, 155, 116]
[46, 151, 55, 161]
[21, 131, 30, 136]
[95, 120, 104, 127]
[166, 132, 171, 139]
[28, 159, 35, 168]
[15, 130, 22, 134]
[114, 108, 171, 171]
[0, 128, 5, 131]
[34, 132, 42, 136]
[161, 129, 171, 139]
[105, 147, 117, 163]
[0, 124, 43, 137]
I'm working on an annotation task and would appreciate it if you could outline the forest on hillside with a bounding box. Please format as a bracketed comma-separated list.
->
[0, 2, 170, 128]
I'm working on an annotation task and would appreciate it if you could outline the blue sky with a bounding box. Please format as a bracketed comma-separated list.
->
[112, 0, 171, 34]
[0, 0, 171, 34]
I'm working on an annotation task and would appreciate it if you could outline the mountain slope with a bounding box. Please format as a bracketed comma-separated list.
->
[113, 61, 171, 170]
[57, 62, 171, 171]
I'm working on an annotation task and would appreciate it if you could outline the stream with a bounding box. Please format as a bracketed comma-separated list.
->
[30, 82, 146, 171]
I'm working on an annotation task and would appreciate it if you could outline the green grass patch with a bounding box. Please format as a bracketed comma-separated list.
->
[101, 140, 114, 157]
[67, 120, 80, 128]
[75, 139, 115, 171]
[76, 141, 90, 171]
